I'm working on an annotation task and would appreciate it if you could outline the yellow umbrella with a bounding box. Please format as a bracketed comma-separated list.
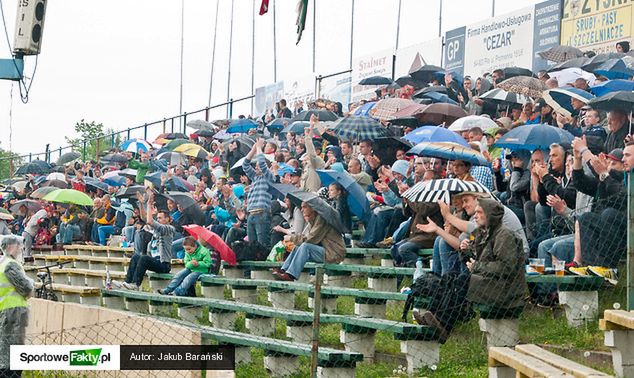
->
[174, 143, 210, 159]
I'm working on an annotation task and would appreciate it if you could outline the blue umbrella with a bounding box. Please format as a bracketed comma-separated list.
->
[316, 170, 370, 220]
[590, 79, 634, 97]
[594, 59, 634, 80]
[352, 101, 377, 117]
[404, 126, 469, 147]
[144, 171, 192, 192]
[227, 119, 258, 133]
[542, 87, 595, 117]
[120, 138, 151, 153]
[281, 121, 310, 134]
[420, 91, 459, 105]
[407, 142, 489, 166]
[266, 117, 291, 131]
[494, 124, 575, 151]
[103, 175, 126, 187]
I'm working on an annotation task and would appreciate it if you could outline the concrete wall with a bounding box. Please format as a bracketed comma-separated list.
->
[26, 298, 235, 378]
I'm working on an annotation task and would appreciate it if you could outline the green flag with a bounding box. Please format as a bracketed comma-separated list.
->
[296, 0, 308, 45]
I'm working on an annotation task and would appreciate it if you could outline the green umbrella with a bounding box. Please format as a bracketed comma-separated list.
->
[43, 189, 94, 207]
[165, 139, 191, 151]
[0, 208, 14, 221]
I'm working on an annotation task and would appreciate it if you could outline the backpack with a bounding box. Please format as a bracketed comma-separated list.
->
[231, 240, 268, 261]
[209, 249, 221, 275]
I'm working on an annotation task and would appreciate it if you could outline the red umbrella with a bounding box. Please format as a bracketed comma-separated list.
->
[183, 224, 237, 266]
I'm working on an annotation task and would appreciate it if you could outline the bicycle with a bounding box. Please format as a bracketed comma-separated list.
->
[25, 261, 71, 302]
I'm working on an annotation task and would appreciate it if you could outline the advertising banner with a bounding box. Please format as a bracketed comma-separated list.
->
[282, 74, 315, 114]
[254, 81, 284, 117]
[561, 0, 634, 54]
[445, 0, 561, 78]
[532, 0, 561, 72]
[350, 48, 393, 102]
[319, 73, 352, 111]
[395, 38, 443, 78]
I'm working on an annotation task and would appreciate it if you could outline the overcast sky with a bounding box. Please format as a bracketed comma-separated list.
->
[0, 0, 541, 157]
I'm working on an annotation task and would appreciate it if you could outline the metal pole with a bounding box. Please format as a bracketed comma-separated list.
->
[183, 112, 188, 134]
[179, 0, 185, 129]
[227, 0, 235, 118]
[251, 0, 256, 116]
[144, 124, 148, 140]
[312, 0, 316, 73]
[623, 112, 631, 306]
[310, 266, 324, 378]
[171, 118, 175, 133]
[82, 142, 86, 162]
[491, 0, 495, 17]
[349, 0, 354, 70]
[229, 99, 234, 119]
[28, 153, 31, 162]
[438, 0, 443, 38]
[273, 0, 277, 82]
[208, 0, 220, 107]
[395, 0, 402, 51]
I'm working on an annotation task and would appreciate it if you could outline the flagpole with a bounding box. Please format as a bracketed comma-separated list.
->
[208, 0, 220, 107]
[492, 0, 495, 17]
[395, 0, 402, 51]
[251, 0, 256, 115]
[227, 0, 235, 118]
[273, 0, 277, 82]
[438, 0, 443, 38]
[312, 0, 316, 73]
[349, 0, 354, 70]
[179, 0, 185, 127]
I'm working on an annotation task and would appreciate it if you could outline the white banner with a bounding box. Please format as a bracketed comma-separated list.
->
[351, 48, 393, 102]
[394, 39, 443, 78]
[462, 7, 536, 78]
[282, 74, 315, 114]
[11, 345, 120, 370]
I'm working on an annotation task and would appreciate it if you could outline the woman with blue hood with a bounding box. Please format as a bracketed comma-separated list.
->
[493, 149, 531, 223]
[324, 145, 344, 170]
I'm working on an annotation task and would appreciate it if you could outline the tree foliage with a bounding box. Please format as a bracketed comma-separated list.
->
[0, 147, 23, 180]
[65, 119, 121, 161]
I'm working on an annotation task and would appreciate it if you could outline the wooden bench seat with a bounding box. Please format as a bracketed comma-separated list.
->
[489, 346, 575, 377]
[515, 344, 612, 377]
[600, 310, 634, 377]
[34, 282, 101, 306]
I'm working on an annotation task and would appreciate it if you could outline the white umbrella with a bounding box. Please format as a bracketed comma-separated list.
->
[46, 172, 66, 181]
[448, 115, 498, 132]
[548, 68, 596, 87]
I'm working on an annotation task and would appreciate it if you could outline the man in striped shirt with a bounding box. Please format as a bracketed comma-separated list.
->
[242, 138, 275, 249]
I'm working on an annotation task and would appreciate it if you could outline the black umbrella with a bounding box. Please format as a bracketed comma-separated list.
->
[223, 136, 255, 156]
[10, 199, 42, 214]
[164, 133, 189, 140]
[359, 76, 393, 85]
[101, 153, 129, 163]
[291, 110, 339, 122]
[187, 119, 216, 131]
[15, 162, 49, 175]
[582, 52, 627, 72]
[390, 117, 420, 128]
[270, 183, 300, 201]
[165, 191, 197, 211]
[40, 179, 69, 189]
[503, 67, 533, 79]
[587, 91, 634, 113]
[115, 185, 146, 199]
[288, 191, 345, 233]
[413, 85, 447, 98]
[371, 137, 413, 166]
[395, 75, 425, 89]
[30, 186, 59, 200]
[194, 129, 215, 138]
[538, 45, 584, 63]
[84, 177, 109, 192]
[56, 152, 81, 165]
[548, 57, 590, 72]
[409, 65, 445, 83]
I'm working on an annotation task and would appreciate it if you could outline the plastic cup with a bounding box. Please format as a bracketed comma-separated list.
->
[554, 260, 565, 276]
[529, 258, 545, 274]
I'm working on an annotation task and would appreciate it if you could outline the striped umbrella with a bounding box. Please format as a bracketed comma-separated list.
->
[370, 98, 416, 121]
[120, 138, 152, 153]
[403, 178, 491, 203]
[332, 117, 391, 141]
[542, 87, 595, 117]
[498, 76, 548, 98]
[407, 142, 488, 166]
[479, 88, 529, 105]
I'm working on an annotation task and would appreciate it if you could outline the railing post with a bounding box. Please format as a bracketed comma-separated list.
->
[143, 124, 148, 141]
[59, 147, 62, 159]
[127, 128, 131, 140]
[163, 118, 167, 134]
[171, 118, 175, 133]
[183, 112, 188, 134]
[82, 141, 87, 162]
[205, 108, 209, 122]
[28, 153, 32, 162]
[111, 133, 115, 149]
[229, 99, 234, 119]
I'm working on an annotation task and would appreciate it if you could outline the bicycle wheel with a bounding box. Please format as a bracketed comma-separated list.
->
[46, 290, 58, 302]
